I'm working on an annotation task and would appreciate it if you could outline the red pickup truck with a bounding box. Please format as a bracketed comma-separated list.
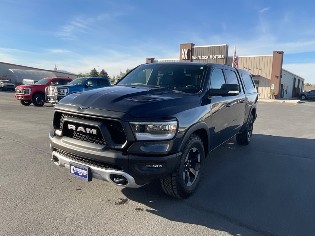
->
[15, 77, 72, 106]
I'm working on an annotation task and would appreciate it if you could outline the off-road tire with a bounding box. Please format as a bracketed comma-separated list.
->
[160, 134, 205, 199]
[236, 114, 254, 145]
[32, 93, 45, 107]
[20, 100, 32, 106]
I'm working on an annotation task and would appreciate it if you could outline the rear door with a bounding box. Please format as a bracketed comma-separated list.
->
[223, 68, 246, 133]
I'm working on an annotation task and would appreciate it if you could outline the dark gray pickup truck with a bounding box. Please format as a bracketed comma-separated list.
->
[49, 62, 258, 198]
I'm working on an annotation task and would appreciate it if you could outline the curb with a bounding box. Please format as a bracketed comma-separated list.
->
[258, 99, 301, 104]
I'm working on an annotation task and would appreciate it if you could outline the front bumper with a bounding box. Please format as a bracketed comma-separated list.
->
[49, 130, 181, 186]
[15, 94, 31, 100]
[46, 95, 65, 103]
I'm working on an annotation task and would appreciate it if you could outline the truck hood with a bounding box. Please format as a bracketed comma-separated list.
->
[55, 84, 80, 88]
[16, 84, 45, 89]
[58, 85, 201, 118]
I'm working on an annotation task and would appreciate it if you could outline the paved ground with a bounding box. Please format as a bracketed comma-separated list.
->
[0, 92, 315, 236]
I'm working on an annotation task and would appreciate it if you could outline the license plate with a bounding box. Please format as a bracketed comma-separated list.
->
[70, 163, 91, 181]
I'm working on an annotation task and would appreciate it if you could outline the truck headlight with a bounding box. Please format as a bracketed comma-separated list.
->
[130, 121, 177, 140]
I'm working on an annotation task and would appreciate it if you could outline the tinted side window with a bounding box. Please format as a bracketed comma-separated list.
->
[210, 68, 225, 89]
[99, 79, 110, 86]
[224, 69, 239, 85]
[87, 79, 98, 87]
[57, 79, 70, 85]
[241, 72, 256, 93]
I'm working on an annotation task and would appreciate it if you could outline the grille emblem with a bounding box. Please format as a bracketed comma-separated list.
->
[67, 124, 97, 135]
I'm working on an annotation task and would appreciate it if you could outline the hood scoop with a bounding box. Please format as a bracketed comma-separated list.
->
[126, 95, 163, 103]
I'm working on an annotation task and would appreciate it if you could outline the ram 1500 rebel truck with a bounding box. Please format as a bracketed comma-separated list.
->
[15, 77, 72, 106]
[46, 77, 111, 104]
[49, 62, 258, 198]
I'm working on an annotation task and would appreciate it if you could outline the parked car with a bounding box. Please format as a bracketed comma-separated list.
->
[15, 77, 72, 106]
[0, 80, 15, 91]
[46, 77, 111, 104]
[300, 90, 315, 100]
[49, 62, 258, 199]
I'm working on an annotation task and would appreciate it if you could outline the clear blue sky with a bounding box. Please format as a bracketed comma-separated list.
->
[1, 0, 315, 83]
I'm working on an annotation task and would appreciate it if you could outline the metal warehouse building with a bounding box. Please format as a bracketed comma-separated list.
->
[0, 62, 77, 85]
[146, 43, 304, 99]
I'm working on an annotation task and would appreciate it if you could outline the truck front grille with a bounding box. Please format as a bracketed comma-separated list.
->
[54, 112, 127, 147]
[67, 126, 105, 145]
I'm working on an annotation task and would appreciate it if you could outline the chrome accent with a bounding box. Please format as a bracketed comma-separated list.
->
[52, 151, 142, 188]
[67, 124, 97, 135]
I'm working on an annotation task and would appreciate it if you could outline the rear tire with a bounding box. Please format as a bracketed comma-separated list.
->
[236, 114, 254, 145]
[20, 100, 32, 106]
[300, 95, 306, 100]
[160, 134, 205, 199]
[32, 93, 45, 107]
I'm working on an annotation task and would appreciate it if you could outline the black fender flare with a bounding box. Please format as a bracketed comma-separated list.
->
[178, 122, 210, 155]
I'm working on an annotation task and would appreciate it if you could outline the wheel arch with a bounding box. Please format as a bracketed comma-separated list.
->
[32, 91, 45, 98]
[178, 122, 210, 157]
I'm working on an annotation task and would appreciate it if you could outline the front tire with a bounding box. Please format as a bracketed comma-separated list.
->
[300, 95, 307, 100]
[32, 93, 45, 107]
[20, 100, 32, 106]
[160, 134, 205, 199]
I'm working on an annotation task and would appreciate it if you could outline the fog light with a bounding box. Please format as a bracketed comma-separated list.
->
[55, 129, 62, 136]
[140, 143, 170, 153]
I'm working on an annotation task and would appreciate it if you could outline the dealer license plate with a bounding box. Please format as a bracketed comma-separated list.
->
[70, 163, 91, 181]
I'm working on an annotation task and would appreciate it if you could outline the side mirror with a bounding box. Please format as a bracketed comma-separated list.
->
[208, 83, 240, 96]
[85, 81, 93, 87]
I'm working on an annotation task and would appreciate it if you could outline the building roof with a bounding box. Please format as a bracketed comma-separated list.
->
[0, 61, 77, 76]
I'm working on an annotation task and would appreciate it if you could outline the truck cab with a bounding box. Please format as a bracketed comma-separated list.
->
[46, 77, 111, 104]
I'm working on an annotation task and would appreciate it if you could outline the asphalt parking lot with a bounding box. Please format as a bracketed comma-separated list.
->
[0, 91, 314, 236]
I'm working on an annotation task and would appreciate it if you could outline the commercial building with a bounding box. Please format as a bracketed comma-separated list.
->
[146, 43, 304, 99]
[0, 62, 77, 85]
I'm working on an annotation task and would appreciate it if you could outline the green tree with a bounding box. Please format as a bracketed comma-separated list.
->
[99, 69, 108, 78]
[77, 72, 90, 77]
[90, 68, 99, 77]
[114, 68, 131, 82]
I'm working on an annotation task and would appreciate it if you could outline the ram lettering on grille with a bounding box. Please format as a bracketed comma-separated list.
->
[67, 124, 97, 135]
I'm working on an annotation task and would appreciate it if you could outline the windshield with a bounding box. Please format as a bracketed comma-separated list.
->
[117, 63, 206, 94]
[35, 78, 50, 85]
[68, 78, 87, 86]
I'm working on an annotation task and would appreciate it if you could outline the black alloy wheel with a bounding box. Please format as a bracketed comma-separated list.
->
[182, 147, 201, 187]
